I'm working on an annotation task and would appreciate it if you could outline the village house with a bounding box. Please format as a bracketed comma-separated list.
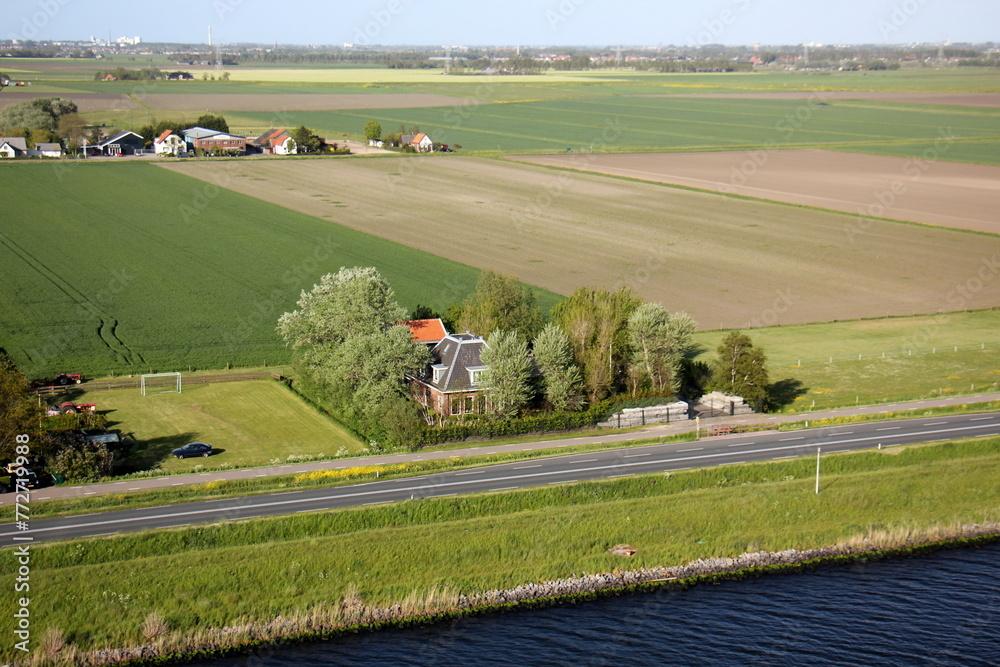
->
[400, 132, 434, 152]
[250, 129, 297, 155]
[410, 332, 489, 418]
[153, 130, 185, 156]
[32, 142, 63, 158]
[0, 137, 28, 158]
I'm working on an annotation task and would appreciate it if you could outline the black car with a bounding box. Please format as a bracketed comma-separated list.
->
[171, 442, 213, 459]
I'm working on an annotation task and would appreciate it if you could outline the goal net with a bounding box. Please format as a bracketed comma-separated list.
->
[141, 372, 182, 396]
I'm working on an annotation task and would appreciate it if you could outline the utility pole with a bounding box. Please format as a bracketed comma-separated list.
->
[815, 447, 821, 494]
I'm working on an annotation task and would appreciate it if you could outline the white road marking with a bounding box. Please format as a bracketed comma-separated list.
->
[8, 419, 1000, 540]
[455, 471, 485, 476]
[513, 464, 542, 469]
[570, 458, 598, 463]
[624, 453, 651, 458]
[876, 427, 900, 431]
[678, 448, 703, 452]
[779, 437, 804, 441]
[924, 422, 948, 426]
[970, 416, 994, 421]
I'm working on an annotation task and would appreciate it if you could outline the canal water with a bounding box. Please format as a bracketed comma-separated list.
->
[200, 543, 1000, 666]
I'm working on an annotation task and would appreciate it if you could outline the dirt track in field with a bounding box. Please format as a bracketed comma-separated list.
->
[637, 92, 1000, 107]
[0, 92, 140, 111]
[138, 93, 479, 111]
[512, 149, 1000, 235]
[159, 156, 1000, 329]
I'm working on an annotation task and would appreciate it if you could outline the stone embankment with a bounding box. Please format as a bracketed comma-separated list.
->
[459, 522, 999, 607]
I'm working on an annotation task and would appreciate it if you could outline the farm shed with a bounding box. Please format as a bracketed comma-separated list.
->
[93, 131, 145, 156]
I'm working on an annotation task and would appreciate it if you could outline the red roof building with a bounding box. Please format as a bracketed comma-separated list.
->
[402, 318, 448, 346]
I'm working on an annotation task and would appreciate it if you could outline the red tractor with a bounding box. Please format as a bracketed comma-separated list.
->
[54, 373, 83, 386]
[48, 401, 97, 415]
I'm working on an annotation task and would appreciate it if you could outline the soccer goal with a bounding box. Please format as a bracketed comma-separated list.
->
[141, 372, 182, 396]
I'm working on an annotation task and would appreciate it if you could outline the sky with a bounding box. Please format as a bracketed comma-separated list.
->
[5, 0, 998, 47]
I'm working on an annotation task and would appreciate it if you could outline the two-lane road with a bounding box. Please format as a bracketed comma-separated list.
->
[4, 412, 999, 546]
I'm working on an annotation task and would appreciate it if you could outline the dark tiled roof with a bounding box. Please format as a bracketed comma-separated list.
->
[98, 131, 144, 148]
[427, 333, 487, 393]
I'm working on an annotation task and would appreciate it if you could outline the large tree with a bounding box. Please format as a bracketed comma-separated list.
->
[711, 331, 770, 411]
[0, 97, 77, 133]
[195, 113, 229, 133]
[0, 353, 45, 464]
[479, 330, 532, 418]
[277, 267, 429, 420]
[291, 125, 324, 153]
[550, 287, 642, 403]
[459, 270, 543, 341]
[363, 119, 382, 142]
[532, 323, 583, 411]
[627, 304, 696, 395]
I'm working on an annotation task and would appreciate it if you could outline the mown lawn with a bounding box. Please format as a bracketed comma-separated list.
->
[3, 437, 997, 661]
[77, 380, 365, 472]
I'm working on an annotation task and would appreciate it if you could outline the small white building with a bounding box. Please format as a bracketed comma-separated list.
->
[34, 142, 64, 158]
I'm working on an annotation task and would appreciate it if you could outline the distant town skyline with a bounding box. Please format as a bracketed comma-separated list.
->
[5, 0, 997, 47]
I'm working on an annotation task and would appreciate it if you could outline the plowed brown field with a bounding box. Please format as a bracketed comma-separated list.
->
[159, 157, 1000, 329]
[512, 149, 1000, 234]
[138, 93, 478, 111]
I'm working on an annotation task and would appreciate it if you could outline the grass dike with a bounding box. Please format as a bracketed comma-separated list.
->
[5, 437, 1000, 665]
[20, 527, 1000, 667]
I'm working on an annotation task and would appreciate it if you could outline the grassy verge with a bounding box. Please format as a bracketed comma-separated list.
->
[4, 437, 997, 663]
[27, 432, 698, 520]
[776, 400, 1000, 431]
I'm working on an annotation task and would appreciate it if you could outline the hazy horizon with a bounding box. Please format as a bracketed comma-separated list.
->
[5, 1, 997, 49]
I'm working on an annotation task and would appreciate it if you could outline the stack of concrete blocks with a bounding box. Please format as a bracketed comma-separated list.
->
[700, 391, 755, 416]
[597, 400, 690, 428]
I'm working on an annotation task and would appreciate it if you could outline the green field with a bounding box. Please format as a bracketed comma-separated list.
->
[0, 161, 560, 377]
[75, 380, 364, 472]
[694, 311, 1000, 411]
[694, 310, 1000, 365]
[4, 437, 997, 662]
[241, 96, 1000, 160]
[11, 64, 998, 163]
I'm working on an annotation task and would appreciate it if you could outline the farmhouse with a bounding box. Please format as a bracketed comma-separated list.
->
[0, 137, 27, 158]
[154, 130, 185, 156]
[410, 332, 488, 417]
[167, 71, 195, 80]
[92, 131, 145, 156]
[250, 129, 297, 155]
[400, 133, 434, 152]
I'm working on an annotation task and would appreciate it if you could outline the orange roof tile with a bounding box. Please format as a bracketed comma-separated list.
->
[402, 318, 448, 343]
[155, 129, 174, 142]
